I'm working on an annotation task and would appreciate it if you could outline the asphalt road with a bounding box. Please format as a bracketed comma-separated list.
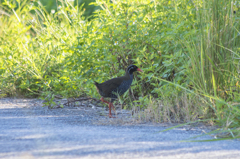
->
[0, 98, 240, 159]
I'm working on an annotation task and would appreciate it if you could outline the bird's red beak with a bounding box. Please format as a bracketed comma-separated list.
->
[137, 68, 143, 72]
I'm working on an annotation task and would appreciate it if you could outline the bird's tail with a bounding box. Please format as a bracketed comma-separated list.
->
[94, 81, 99, 86]
[94, 81, 101, 93]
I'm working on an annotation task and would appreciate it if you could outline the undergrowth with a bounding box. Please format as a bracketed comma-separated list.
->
[0, 0, 240, 139]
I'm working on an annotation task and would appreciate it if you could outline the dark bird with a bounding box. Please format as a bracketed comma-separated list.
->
[94, 64, 143, 118]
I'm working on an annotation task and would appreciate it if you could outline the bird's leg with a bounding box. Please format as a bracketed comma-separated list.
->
[100, 97, 115, 118]
[110, 103, 115, 112]
[101, 97, 110, 104]
[108, 103, 116, 118]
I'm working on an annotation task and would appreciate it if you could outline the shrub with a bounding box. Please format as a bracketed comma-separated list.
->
[0, 0, 240, 138]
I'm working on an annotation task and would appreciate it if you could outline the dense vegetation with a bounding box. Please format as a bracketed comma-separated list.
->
[0, 0, 240, 139]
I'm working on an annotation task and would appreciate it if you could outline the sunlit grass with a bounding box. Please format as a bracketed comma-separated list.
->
[0, 0, 240, 140]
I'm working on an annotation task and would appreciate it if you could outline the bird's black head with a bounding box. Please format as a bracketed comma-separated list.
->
[126, 64, 143, 74]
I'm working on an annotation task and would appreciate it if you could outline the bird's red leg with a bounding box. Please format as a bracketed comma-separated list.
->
[111, 103, 117, 118]
[108, 103, 116, 118]
[100, 97, 115, 118]
[110, 103, 115, 112]
[101, 97, 109, 104]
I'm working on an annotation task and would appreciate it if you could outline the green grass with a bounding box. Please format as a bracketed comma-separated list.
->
[0, 0, 240, 140]
[184, 0, 240, 139]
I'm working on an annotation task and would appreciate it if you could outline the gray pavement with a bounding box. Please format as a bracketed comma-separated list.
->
[0, 98, 240, 159]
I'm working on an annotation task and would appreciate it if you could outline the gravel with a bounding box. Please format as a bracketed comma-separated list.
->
[0, 98, 240, 159]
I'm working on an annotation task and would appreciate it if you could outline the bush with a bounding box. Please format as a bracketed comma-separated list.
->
[0, 0, 240, 138]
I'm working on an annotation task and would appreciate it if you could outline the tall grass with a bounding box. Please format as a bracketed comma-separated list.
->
[187, 0, 239, 96]
[183, 0, 240, 138]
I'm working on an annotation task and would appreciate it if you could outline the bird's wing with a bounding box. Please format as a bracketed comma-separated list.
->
[100, 76, 126, 96]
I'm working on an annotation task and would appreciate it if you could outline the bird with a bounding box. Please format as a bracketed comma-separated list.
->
[94, 64, 143, 118]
